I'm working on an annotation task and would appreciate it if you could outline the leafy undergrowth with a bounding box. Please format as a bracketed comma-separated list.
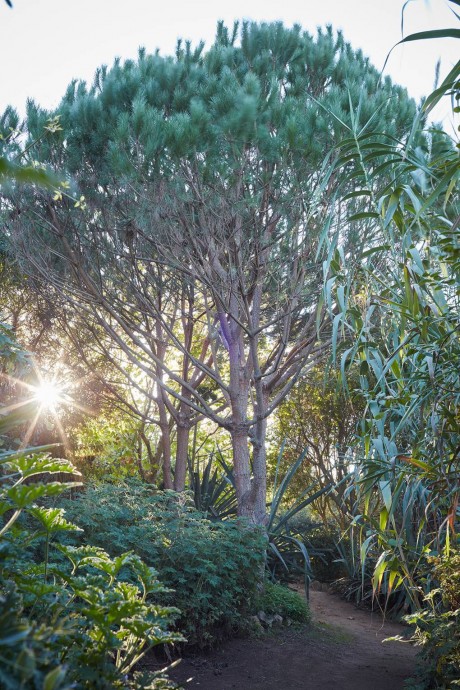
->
[402, 552, 460, 690]
[0, 457, 181, 689]
[58, 480, 266, 649]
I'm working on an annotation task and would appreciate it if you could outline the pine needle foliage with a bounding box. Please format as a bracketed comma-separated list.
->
[5, 21, 417, 522]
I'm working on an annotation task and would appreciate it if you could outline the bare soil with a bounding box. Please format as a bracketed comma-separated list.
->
[167, 588, 418, 690]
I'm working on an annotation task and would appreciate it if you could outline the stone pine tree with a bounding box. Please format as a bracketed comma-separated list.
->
[6, 22, 416, 524]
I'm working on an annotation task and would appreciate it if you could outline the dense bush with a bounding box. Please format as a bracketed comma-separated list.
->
[58, 480, 267, 647]
[0, 323, 181, 688]
[0, 455, 181, 690]
[404, 552, 460, 689]
[327, 35, 460, 617]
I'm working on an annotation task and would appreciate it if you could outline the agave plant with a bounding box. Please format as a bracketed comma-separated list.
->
[264, 445, 335, 595]
[188, 442, 337, 596]
[188, 450, 238, 519]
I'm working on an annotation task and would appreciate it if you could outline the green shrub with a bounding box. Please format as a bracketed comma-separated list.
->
[0, 546, 182, 689]
[404, 551, 460, 689]
[0, 455, 181, 689]
[0, 330, 181, 688]
[59, 480, 266, 648]
[254, 581, 310, 624]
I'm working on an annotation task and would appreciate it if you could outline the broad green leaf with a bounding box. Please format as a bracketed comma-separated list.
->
[379, 508, 389, 532]
[6, 482, 77, 508]
[379, 480, 393, 512]
[423, 59, 460, 112]
[6, 454, 80, 479]
[372, 551, 389, 592]
[0, 157, 59, 187]
[347, 211, 380, 222]
[28, 506, 82, 533]
[360, 534, 374, 580]
[0, 629, 30, 646]
[398, 28, 460, 43]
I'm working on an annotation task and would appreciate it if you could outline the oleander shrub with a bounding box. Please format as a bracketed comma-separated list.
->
[58, 480, 267, 648]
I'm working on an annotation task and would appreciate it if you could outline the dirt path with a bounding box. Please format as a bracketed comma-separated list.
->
[168, 589, 417, 690]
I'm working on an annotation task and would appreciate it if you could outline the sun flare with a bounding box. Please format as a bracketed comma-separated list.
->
[32, 380, 64, 410]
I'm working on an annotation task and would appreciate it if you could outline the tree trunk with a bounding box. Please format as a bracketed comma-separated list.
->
[174, 423, 190, 491]
[158, 393, 173, 490]
[251, 414, 268, 526]
[140, 430, 158, 484]
[136, 432, 146, 482]
[231, 427, 254, 519]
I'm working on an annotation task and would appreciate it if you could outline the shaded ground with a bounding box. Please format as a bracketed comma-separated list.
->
[167, 588, 418, 690]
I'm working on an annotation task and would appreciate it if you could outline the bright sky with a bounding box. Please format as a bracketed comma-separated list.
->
[0, 0, 458, 126]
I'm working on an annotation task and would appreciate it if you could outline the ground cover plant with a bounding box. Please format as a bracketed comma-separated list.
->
[253, 581, 310, 626]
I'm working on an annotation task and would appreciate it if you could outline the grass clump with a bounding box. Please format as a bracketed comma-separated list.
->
[254, 581, 310, 624]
